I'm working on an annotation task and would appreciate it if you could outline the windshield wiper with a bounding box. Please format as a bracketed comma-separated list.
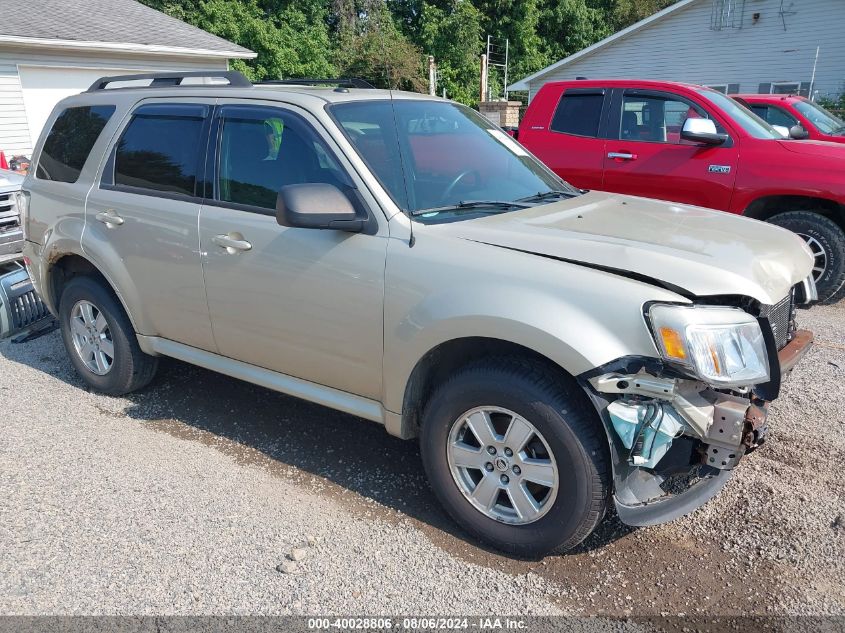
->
[516, 189, 578, 203]
[410, 200, 532, 216]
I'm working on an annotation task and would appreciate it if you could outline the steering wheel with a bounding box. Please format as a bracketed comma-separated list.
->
[440, 170, 481, 203]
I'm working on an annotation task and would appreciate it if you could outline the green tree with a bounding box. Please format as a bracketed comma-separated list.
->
[601, 0, 677, 30]
[139, 0, 336, 80]
[332, 0, 427, 91]
[538, 0, 611, 63]
[419, 0, 483, 103]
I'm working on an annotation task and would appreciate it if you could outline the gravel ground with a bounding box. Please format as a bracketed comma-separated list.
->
[0, 302, 843, 618]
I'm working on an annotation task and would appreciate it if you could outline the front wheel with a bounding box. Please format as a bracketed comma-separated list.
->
[768, 211, 845, 303]
[420, 359, 610, 557]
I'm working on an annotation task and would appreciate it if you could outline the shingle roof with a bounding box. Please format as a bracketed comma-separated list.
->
[0, 0, 254, 58]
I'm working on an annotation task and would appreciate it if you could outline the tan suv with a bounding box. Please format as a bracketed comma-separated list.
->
[21, 71, 816, 556]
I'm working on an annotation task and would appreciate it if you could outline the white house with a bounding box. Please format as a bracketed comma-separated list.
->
[0, 0, 255, 159]
[509, 0, 845, 102]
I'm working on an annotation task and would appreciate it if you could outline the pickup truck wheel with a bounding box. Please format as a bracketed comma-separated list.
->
[59, 276, 158, 395]
[420, 359, 610, 557]
[768, 211, 845, 303]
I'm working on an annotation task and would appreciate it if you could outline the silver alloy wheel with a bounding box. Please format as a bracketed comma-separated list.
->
[447, 406, 559, 525]
[798, 233, 828, 281]
[69, 300, 114, 376]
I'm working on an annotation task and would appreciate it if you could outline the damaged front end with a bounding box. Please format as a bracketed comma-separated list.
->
[581, 281, 815, 527]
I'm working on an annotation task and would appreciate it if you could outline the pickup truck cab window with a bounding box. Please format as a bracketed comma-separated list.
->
[748, 104, 798, 129]
[619, 92, 724, 144]
[550, 92, 605, 137]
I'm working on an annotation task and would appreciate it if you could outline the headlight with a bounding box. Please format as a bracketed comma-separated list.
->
[648, 304, 770, 387]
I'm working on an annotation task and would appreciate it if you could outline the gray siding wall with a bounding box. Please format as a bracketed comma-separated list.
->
[527, 0, 845, 101]
[0, 47, 228, 158]
[0, 62, 30, 158]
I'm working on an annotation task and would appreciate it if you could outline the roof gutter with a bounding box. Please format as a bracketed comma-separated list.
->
[0, 35, 256, 59]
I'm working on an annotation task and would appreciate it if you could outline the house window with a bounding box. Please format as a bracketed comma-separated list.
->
[771, 82, 800, 95]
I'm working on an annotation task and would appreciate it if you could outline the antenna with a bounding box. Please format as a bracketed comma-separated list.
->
[374, 0, 415, 247]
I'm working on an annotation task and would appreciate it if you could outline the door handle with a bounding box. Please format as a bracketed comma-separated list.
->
[212, 234, 252, 253]
[607, 152, 637, 160]
[95, 210, 124, 226]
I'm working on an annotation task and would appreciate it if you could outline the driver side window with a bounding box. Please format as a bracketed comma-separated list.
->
[216, 105, 349, 211]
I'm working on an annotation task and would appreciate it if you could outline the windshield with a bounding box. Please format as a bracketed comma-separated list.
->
[700, 90, 783, 139]
[329, 100, 575, 221]
[793, 99, 845, 135]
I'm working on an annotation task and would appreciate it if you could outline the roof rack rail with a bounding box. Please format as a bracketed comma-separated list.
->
[257, 78, 376, 89]
[87, 71, 252, 92]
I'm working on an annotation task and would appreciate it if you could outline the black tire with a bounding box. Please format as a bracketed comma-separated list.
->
[419, 358, 610, 557]
[768, 211, 845, 303]
[59, 275, 158, 395]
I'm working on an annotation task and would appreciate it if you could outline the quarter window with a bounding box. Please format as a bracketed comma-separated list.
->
[114, 104, 207, 196]
[36, 105, 115, 183]
[216, 106, 350, 211]
[550, 92, 605, 137]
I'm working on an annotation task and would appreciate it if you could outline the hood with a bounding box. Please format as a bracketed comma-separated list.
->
[775, 138, 845, 159]
[0, 169, 24, 193]
[432, 192, 813, 305]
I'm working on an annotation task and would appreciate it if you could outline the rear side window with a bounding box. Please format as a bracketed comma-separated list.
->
[36, 105, 116, 183]
[550, 92, 604, 137]
[113, 104, 207, 196]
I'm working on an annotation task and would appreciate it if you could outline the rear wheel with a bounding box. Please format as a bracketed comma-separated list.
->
[59, 276, 158, 395]
[768, 211, 845, 303]
[420, 358, 610, 557]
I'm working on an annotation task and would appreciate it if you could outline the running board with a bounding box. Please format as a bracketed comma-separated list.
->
[139, 335, 386, 424]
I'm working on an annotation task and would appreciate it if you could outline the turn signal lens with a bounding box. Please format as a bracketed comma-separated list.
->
[659, 327, 687, 361]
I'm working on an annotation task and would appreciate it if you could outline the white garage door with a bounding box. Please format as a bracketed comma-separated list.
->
[18, 66, 153, 147]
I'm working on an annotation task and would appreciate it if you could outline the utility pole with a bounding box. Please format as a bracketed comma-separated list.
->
[809, 46, 820, 101]
[480, 54, 488, 103]
[428, 55, 436, 96]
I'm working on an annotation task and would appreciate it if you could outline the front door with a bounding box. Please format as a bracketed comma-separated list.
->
[602, 90, 738, 211]
[199, 102, 387, 400]
[84, 100, 216, 351]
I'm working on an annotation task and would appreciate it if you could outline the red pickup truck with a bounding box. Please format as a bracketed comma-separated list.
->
[516, 79, 845, 302]
[732, 93, 845, 144]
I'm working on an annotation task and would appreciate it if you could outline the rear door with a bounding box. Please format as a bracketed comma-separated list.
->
[602, 89, 738, 210]
[84, 99, 217, 352]
[520, 87, 609, 190]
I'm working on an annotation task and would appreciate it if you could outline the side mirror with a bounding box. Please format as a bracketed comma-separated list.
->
[276, 183, 363, 232]
[502, 126, 519, 140]
[680, 117, 727, 146]
[789, 124, 810, 140]
[772, 124, 790, 138]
